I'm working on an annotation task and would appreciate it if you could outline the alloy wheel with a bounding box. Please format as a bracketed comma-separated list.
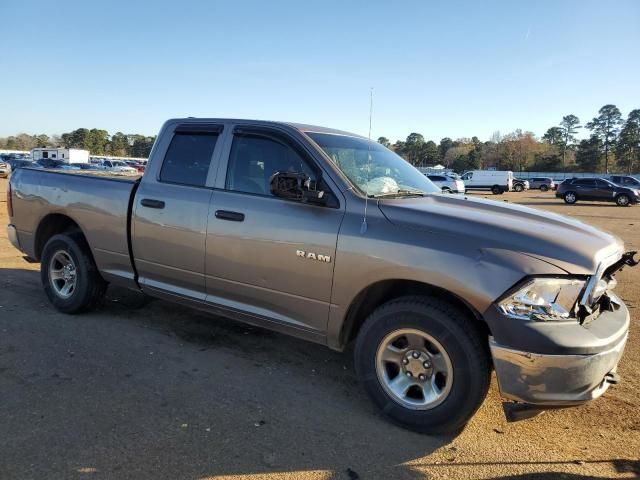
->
[49, 250, 77, 299]
[375, 328, 453, 410]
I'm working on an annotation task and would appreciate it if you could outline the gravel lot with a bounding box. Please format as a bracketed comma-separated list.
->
[1, 178, 638, 480]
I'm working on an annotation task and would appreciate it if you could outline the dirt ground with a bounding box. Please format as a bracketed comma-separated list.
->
[1, 177, 638, 480]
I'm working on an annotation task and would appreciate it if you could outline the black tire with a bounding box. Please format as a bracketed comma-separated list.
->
[491, 185, 502, 195]
[354, 295, 490, 434]
[616, 194, 630, 207]
[514, 183, 524, 192]
[441, 187, 451, 194]
[540, 184, 549, 192]
[40, 233, 107, 314]
[564, 191, 577, 204]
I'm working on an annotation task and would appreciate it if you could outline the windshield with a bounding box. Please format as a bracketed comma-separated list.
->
[112, 161, 126, 167]
[307, 132, 439, 197]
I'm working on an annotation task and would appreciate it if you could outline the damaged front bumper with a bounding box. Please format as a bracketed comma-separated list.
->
[490, 329, 627, 407]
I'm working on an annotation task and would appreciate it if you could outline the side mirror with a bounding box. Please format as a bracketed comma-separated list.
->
[269, 171, 326, 205]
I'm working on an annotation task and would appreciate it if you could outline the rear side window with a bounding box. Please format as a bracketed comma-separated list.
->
[573, 179, 596, 187]
[160, 132, 219, 187]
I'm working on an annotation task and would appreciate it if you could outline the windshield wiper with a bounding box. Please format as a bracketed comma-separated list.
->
[370, 189, 427, 198]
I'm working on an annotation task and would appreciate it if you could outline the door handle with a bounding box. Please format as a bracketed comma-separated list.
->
[215, 210, 245, 222]
[141, 198, 165, 209]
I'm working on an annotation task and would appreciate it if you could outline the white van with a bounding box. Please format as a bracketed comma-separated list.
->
[460, 170, 513, 194]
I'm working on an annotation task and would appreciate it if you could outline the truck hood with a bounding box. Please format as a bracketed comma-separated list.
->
[377, 194, 623, 274]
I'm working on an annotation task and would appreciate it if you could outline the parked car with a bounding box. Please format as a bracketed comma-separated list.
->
[556, 177, 640, 206]
[0, 160, 11, 178]
[460, 170, 514, 194]
[7, 118, 636, 433]
[512, 178, 530, 192]
[529, 177, 556, 191]
[94, 159, 138, 173]
[125, 160, 146, 173]
[6, 159, 42, 170]
[74, 163, 101, 170]
[36, 159, 81, 170]
[609, 175, 640, 189]
[426, 174, 465, 193]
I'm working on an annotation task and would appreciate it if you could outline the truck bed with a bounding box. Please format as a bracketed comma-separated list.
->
[9, 168, 139, 286]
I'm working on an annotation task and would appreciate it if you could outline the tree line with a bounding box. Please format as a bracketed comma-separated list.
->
[0, 128, 156, 158]
[378, 104, 640, 174]
[1, 104, 638, 172]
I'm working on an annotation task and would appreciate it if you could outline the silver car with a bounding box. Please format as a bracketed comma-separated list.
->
[0, 160, 12, 178]
[426, 174, 465, 193]
[529, 177, 556, 191]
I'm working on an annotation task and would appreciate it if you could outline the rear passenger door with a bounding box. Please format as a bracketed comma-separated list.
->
[133, 124, 223, 301]
[205, 125, 345, 335]
[573, 179, 597, 199]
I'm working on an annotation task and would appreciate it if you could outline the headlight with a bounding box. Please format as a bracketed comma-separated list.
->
[499, 278, 585, 321]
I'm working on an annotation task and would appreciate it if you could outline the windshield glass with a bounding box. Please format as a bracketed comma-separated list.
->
[112, 161, 126, 167]
[307, 132, 439, 196]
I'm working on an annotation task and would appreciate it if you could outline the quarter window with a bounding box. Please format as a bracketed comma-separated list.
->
[160, 132, 219, 187]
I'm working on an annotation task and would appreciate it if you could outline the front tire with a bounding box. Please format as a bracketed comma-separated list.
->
[354, 296, 490, 434]
[616, 194, 630, 206]
[514, 183, 524, 192]
[41, 233, 107, 313]
[540, 184, 549, 192]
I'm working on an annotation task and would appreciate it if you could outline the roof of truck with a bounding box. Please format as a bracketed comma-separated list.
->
[172, 117, 366, 139]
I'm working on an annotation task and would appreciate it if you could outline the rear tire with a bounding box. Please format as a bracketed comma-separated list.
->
[616, 194, 630, 206]
[564, 191, 577, 204]
[540, 184, 549, 192]
[491, 185, 502, 195]
[441, 187, 451, 194]
[354, 295, 490, 434]
[40, 233, 107, 314]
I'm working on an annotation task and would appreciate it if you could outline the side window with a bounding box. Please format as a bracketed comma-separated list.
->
[462, 172, 472, 180]
[160, 131, 219, 187]
[42, 151, 49, 159]
[574, 179, 596, 187]
[226, 134, 315, 196]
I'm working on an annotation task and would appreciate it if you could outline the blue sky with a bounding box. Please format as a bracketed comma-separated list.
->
[1, 0, 638, 142]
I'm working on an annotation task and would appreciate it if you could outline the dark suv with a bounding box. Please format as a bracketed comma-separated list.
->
[556, 177, 639, 206]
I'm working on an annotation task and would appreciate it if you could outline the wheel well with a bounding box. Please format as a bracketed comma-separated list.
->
[34, 214, 83, 260]
[340, 279, 489, 348]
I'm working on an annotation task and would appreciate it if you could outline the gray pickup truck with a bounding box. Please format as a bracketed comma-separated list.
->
[6, 118, 636, 433]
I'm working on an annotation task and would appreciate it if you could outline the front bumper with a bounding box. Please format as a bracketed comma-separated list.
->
[490, 316, 628, 406]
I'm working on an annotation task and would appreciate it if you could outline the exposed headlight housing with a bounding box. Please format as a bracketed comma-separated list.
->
[499, 278, 585, 321]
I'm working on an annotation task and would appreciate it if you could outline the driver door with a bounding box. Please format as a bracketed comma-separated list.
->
[205, 126, 345, 334]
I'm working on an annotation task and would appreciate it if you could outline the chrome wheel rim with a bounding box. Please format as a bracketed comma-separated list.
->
[618, 196, 629, 205]
[566, 193, 576, 203]
[375, 328, 453, 410]
[49, 250, 77, 299]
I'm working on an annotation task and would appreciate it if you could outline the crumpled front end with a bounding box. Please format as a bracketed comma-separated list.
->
[486, 249, 635, 418]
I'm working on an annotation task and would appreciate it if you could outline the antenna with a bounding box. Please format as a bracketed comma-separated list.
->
[360, 88, 373, 234]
